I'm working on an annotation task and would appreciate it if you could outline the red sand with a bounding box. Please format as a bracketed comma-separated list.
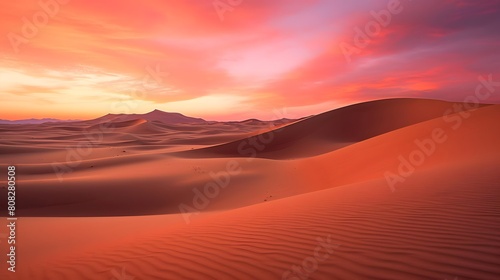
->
[0, 98, 499, 279]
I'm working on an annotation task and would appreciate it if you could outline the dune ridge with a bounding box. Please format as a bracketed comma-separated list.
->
[177, 98, 488, 159]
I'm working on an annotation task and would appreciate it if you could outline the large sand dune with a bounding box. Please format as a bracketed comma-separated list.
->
[177, 98, 486, 159]
[0, 99, 499, 279]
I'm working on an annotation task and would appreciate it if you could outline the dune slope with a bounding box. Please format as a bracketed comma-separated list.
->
[177, 98, 485, 159]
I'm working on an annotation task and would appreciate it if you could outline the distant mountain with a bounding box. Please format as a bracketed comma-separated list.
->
[0, 118, 77, 125]
[87, 109, 207, 125]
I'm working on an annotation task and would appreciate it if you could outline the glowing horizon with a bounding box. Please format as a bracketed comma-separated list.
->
[1, 0, 499, 121]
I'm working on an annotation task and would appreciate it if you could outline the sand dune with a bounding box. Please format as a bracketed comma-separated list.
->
[0, 99, 499, 279]
[10, 160, 499, 280]
[178, 98, 486, 159]
[88, 118, 148, 130]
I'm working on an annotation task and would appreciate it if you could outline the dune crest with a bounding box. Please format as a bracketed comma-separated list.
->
[178, 98, 487, 159]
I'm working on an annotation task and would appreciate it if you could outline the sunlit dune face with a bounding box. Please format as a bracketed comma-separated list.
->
[0, 0, 499, 120]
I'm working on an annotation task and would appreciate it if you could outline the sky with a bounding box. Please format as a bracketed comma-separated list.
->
[1, 0, 499, 121]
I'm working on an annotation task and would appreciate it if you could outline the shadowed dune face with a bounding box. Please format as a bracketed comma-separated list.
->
[0, 98, 499, 279]
[177, 98, 487, 159]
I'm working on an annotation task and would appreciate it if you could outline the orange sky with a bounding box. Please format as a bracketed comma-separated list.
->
[1, 0, 499, 121]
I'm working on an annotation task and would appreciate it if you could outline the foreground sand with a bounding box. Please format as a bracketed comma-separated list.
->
[0, 99, 499, 279]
